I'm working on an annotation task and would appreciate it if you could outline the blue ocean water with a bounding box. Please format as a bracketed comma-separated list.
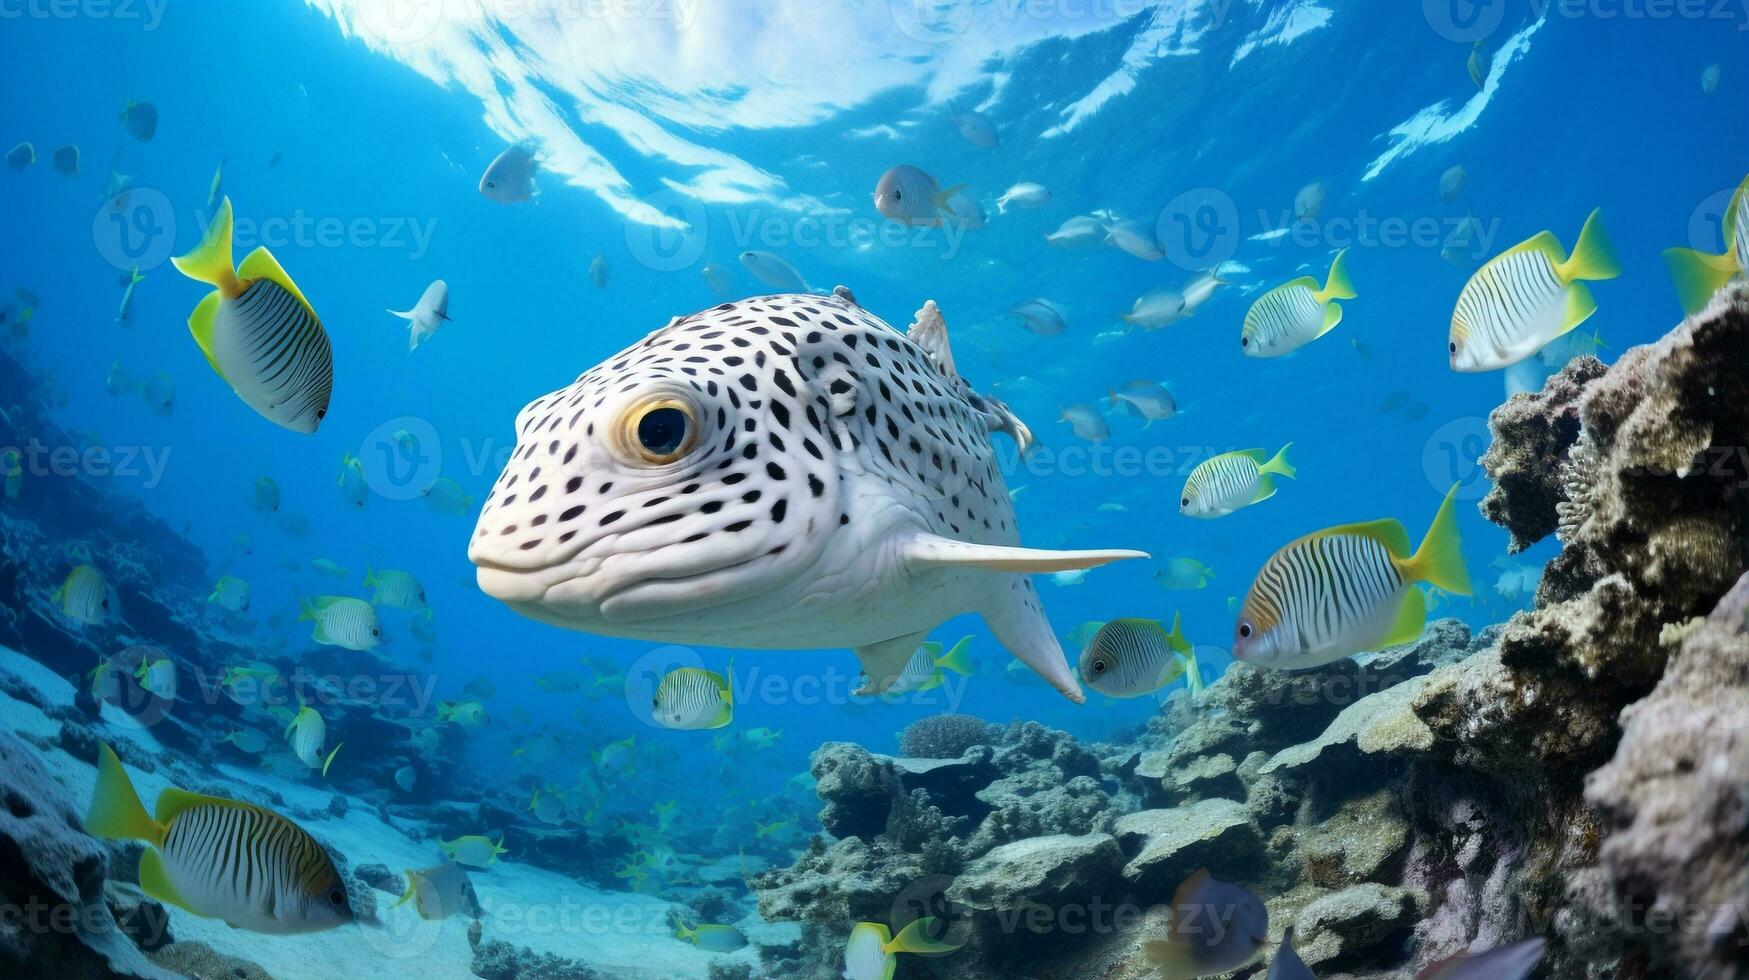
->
[0, 1, 1742, 972]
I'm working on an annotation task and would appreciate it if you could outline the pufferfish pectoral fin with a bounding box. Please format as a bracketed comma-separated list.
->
[901, 534, 1147, 572]
[980, 396, 1036, 456]
[853, 630, 932, 695]
[982, 577, 1083, 703]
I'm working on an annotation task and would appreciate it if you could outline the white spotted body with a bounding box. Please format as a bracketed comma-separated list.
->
[469, 291, 1144, 701]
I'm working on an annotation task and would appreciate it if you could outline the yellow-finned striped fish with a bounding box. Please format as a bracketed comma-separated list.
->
[393, 860, 472, 921]
[54, 564, 112, 626]
[285, 705, 342, 775]
[84, 743, 353, 934]
[1180, 445, 1296, 519]
[1078, 614, 1200, 699]
[171, 197, 333, 433]
[1234, 485, 1471, 670]
[299, 596, 380, 651]
[651, 664, 734, 730]
[1449, 208, 1622, 372]
[842, 917, 963, 980]
[1241, 249, 1356, 357]
[1662, 173, 1748, 316]
[870, 636, 975, 695]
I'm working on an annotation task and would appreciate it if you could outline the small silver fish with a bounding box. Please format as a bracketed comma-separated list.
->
[388, 280, 449, 351]
[479, 142, 538, 203]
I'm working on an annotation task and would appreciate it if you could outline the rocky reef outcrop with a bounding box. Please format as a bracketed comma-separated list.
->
[750, 286, 1749, 980]
[0, 731, 177, 979]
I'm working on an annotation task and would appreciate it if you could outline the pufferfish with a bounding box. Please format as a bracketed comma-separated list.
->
[468, 290, 1147, 701]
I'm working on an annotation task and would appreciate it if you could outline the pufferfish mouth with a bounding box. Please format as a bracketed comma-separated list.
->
[474, 545, 779, 627]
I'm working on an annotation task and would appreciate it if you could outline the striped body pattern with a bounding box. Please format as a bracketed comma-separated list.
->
[1182, 453, 1264, 517]
[1241, 282, 1325, 356]
[161, 801, 348, 934]
[469, 290, 1142, 701]
[1078, 619, 1184, 699]
[302, 596, 380, 650]
[56, 564, 111, 625]
[653, 667, 731, 729]
[1451, 209, 1618, 371]
[84, 744, 352, 935]
[1734, 188, 1749, 271]
[211, 279, 333, 431]
[1450, 248, 1567, 369]
[1237, 532, 1407, 668]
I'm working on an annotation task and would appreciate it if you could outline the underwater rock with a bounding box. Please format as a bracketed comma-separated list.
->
[1294, 789, 1410, 889]
[354, 861, 399, 894]
[752, 836, 928, 926]
[104, 881, 172, 954]
[0, 732, 177, 979]
[1293, 882, 1421, 972]
[1114, 798, 1264, 892]
[1259, 675, 1434, 779]
[1401, 284, 1749, 976]
[945, 832, 1124, 919]
[470, 939, 600, 980]
[149, 941, 274, 980]
[1159, 619, 1469, 773]
[1480, 355, 1609, 552]
[896, 712, 996, 758]
[1584, 571, 1749, 979]
[813, 741, 906, 841]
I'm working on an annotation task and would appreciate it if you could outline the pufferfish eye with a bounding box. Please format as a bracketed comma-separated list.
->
[1091, 658, 1107, 673]
[617, 398, 698, 465]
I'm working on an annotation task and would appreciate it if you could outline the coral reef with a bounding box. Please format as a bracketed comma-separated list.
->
[896, 713, 996, 759]
[747, 283, 1749, 980]
[470, 939, 601, 980]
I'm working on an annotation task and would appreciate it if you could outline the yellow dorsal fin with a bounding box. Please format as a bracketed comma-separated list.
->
[1502, 230, 1566, 265]
[154, 785, 245, 825]
[237, 246, 320, 324]
[1307, 517, 1412, 557]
